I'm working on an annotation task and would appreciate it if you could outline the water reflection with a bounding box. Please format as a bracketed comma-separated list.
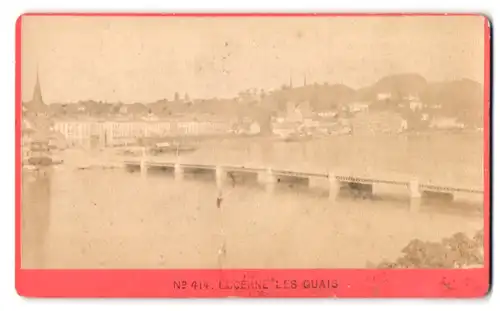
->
[21, 167, 52, 268]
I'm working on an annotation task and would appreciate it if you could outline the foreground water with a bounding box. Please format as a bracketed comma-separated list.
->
[21, 132, 485, 268]
[21, 166, 483, 269]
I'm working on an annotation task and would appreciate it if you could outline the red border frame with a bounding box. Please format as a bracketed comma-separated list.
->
[15, 13, 491, 298]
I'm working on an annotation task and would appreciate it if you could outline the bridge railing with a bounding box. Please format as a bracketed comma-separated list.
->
[123, 158, 483, 195]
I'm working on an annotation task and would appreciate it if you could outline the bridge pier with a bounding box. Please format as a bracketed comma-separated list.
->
[215, 166, 227, 190]
[258, 168, 276, 193]
[347, 182, 373, 199]
[174, 163, 184, 181]
[328, 172, 340, 201]
[409, 179, 421, 212]
[140, 147, 148, 178]
[140, 158, 148, 177]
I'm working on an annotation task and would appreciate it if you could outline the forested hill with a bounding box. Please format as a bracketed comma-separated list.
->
[40, 73, 485, 127]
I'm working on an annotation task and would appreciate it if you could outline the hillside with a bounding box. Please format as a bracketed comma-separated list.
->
[36, 73, 485, 128]
[368, 73, 428, 99]
[357, 74, 484, 127]
[421, 79, 484, 126]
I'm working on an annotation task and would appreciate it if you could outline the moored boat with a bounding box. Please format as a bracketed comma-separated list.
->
[24, 140, 62, 167]
[149, 141, 198, 155]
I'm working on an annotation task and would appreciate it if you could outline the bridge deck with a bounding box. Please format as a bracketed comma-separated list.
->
[123, 158, 483, 194]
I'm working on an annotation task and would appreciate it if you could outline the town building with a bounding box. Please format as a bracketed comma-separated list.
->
[21, 70, 57, 163]
[53, 117, 234, 148]
[348, 102, 370, 113]
[376, 92, 392, 101]
[350, 110, 407, 135]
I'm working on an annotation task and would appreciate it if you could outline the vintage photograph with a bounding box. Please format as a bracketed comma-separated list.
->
[20, 15, 486, 270]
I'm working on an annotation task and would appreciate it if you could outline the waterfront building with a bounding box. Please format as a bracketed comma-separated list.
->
[53, 117, 233, 148]
[348, 102, 370, 113]
[22, 70, 55, 162]
[350, 111, 406, 135]
[376, 92, 392, 101]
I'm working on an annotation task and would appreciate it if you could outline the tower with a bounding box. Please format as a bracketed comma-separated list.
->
[32, 66, 44, 105]
[27, 67, 51, 139]
[303, 74, 307, 87]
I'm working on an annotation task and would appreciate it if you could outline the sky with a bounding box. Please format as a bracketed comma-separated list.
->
[21, 15, 486, 104]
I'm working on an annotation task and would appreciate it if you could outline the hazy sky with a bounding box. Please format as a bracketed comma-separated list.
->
[21, 15, 486, 104]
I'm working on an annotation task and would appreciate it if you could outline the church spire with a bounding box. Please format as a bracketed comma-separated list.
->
[32, 65, 44, 105]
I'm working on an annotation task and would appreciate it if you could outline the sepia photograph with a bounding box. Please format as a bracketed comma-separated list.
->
[20, 15, 487, 271]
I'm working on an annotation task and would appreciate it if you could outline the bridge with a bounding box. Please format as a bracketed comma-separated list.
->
[122, 154, 483, 212]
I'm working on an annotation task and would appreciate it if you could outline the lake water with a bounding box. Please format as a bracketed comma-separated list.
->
[21, 132, 485, 269]
[176, 132, 484, 188]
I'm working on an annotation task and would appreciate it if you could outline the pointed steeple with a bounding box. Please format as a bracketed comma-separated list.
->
[32, 65, 44, 105]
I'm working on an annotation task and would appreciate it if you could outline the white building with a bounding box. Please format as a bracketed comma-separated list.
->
[350, 111, 405, 135]
[53, 119, 232, 148]
[377, 92, 392, 101]
[348, 102, 369, 113]
[409, 100, 424, 112]
[317, 111, 337, 118]
[249, 122, 260, 134]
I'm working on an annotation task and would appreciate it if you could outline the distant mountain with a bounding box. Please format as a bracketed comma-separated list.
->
[356, 73, 428, 102]
[372, 73, 428, 96]
[265, 83, 357, 111]
[34, 72, 484, 128]
[355, 74, 484, 127]
[421, 78, 484, 126]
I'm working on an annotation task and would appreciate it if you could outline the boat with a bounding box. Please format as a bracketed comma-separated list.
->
[282, 133, 313, 143]
[24, 140, 62, 167]
[149, 141, 198, 155]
